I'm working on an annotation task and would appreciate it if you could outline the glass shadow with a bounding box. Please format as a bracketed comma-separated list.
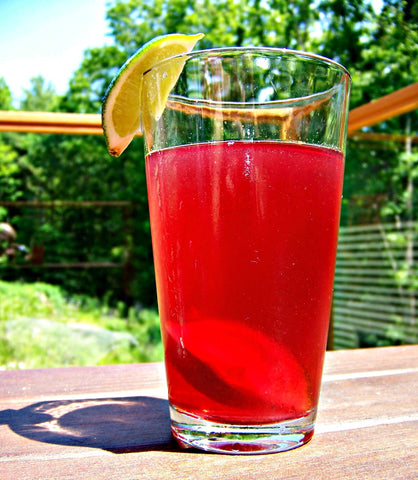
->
[0, 396, 173, 453]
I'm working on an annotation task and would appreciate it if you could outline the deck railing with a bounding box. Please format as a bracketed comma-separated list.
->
[0, 82, 417, 138]
[334, 222, 417, 348]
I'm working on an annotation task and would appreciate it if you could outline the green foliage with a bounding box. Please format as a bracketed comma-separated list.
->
[0, 280, 162, 369]
[0, 0, 416, 353]
[0, 143, 21, 200]
[63, 45, 124, 113]
[316, 0, 374, 66]
[339, 0, 417, 227]
[20, 76, 59, 112]
[0, 77, 13, 110]
[105, 0, 321, 51]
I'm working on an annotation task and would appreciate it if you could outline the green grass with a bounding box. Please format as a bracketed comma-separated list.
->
[0, 280, 163, 369]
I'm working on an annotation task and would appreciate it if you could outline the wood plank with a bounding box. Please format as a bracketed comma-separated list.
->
[0, 362, 167, 400]
[0, 201, 132, 208]
[347, 82, 418, 133]
[0, 347, 417, 479]
[348, 131, 418, 143]
[321, 345, 417, 374]
[0, 124, 104, 135]
[0, 110, 103, 135]
[4, 262, 123, 269]
[0, 83, 416, 136]
[1, 346, 415, 400]
[1, 422, 416, 480]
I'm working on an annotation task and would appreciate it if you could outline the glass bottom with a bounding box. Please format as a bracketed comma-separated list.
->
[170, 405, 316, 455]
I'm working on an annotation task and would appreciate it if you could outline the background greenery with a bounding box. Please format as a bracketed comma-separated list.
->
[0, 0, 416, 366]
[0, 279, 163, 369]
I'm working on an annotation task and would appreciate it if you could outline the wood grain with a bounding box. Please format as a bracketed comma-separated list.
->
[347, 83, 418, 133]
[1, 346, 417, 479]
[0, 82, 416, 136]
[0, 110, 102, 135]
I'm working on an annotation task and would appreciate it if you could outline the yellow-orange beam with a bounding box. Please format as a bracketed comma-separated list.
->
[348, 131, 418, 143]
[0, 83, 417, 136]
[0, 110, 103, 135]
[347, 82, 418, 134]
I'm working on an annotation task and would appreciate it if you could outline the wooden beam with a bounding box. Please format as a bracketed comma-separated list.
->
[2, 262, 123, 269]
[0, 200, 132, 208]
[0, 83, 417, 136]
[347, 83, 418, 134]
[0, 110, 103, 135]
[348, 131, 418, 143]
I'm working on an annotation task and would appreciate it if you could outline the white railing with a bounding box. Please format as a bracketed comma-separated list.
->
[333, 221, 417, 348]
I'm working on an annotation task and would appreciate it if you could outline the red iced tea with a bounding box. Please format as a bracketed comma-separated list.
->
[146, 140, 344, 425]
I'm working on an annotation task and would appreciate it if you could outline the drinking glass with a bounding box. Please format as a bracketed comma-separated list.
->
[142, 47, 350, 454]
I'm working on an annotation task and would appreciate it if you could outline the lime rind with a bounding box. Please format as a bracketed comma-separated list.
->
[102, 33, 204, 156]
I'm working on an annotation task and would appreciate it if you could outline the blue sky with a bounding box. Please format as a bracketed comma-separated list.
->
[0, 0, 111, 104]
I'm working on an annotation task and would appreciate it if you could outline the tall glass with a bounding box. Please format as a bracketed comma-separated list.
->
[142, 48, 350, 454]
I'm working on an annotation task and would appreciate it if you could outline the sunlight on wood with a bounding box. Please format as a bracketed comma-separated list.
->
[0, 110, 102, 135]
[347, 82, 418, 133]
[0, 83, 416, 137]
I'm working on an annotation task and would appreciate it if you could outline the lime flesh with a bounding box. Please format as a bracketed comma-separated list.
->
[102, 33, 204, 156]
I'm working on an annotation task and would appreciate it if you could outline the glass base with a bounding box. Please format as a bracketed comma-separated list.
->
[170, 405, 316, 455]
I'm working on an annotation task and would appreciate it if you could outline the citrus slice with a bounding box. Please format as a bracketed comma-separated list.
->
[102, 33, 204, 156]
[164, 316, 310, 424]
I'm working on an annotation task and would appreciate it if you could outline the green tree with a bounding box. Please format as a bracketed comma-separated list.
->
[339, 0, 417, 345]
[4, 0, 416, 310]
[354, 0, 418, 106]
[0, 143, 21, 202]
[0, 78, 21, 221]
[0, 78, 13, 110]
[342, 0, 418, 223]
[20, 76, 59, 112]
[316, 0, 374, 66]
[64, 0, 329, 115]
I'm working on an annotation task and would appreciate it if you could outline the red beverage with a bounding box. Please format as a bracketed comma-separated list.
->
[146, 140, 344, 425]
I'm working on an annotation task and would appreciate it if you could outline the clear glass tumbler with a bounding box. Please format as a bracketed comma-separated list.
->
[142, 47, 350, 454]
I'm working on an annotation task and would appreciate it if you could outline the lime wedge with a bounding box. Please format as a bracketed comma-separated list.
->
[101, 33, 204, 156]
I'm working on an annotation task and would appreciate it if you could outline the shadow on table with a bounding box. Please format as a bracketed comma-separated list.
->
[0, 396, 175, 453]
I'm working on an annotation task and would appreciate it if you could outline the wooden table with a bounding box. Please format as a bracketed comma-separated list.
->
[1, 345, 417, 479]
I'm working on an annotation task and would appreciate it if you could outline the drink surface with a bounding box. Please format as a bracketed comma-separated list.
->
[146, 140, 344, 425]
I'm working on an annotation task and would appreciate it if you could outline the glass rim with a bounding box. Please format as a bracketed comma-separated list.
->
[144, 45, 351, 79]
